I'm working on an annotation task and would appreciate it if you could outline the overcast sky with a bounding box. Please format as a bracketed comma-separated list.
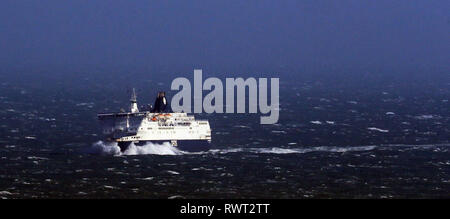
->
[0, 0, 448, 77]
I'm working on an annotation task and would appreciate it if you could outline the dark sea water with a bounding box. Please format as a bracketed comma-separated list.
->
[0, 73, 449, 198]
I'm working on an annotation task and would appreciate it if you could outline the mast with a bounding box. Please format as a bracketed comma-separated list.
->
[130, 88, 139, 113]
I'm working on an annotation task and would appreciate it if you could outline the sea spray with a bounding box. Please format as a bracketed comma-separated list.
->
[87, 143, 447, 156]
[88, 141, 378, 156]
[89, 141, 183, 156]
[122, 142, 182, 155]
[211, 146, 378, 155]
[90, 141, 121, 155]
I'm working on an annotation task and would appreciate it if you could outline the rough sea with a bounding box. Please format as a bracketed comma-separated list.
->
[0, 72, 449, 198]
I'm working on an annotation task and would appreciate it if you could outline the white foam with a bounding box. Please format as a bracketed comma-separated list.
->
[27, 156, 48, 160]
[89, 141, 182, 156]
[89, 141, 446, 157]
[139, 177, 154, 181]
[166, 170, 180, 175]
[367, 127, 389, 133]
[0, 191, 13, 195]
[271, 130, 287, 134]
[256, 148, 303, 154]
[254, 146, 377, 154]
[90, 141, 121, 155]
[123, 142, 182, 155]
[415, 114, 438, 120]
[202, 145, 377, 155]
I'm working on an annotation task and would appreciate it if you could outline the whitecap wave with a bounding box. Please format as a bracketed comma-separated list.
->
[199, 145, 377, 155]
[90, 141, 121, 155]
[254, 146, 376, 154]
[89, 141, 182, 156]
[88, 141, 448, 156]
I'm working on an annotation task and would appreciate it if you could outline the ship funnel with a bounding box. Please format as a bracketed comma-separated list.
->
[152, 91, 167, 113]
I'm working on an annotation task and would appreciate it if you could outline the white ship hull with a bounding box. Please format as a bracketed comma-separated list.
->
[117, 139, 210, 152]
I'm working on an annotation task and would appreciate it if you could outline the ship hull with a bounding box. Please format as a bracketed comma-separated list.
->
[118, 140, 210, 153]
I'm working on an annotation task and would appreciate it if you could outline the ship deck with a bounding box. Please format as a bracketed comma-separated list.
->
[97, 111, 147, 118]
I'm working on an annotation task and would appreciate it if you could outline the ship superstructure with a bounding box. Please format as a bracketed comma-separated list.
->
[98, 90, 211, 152]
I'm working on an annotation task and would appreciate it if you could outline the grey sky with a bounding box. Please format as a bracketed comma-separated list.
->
[0, 0, 448, 76]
